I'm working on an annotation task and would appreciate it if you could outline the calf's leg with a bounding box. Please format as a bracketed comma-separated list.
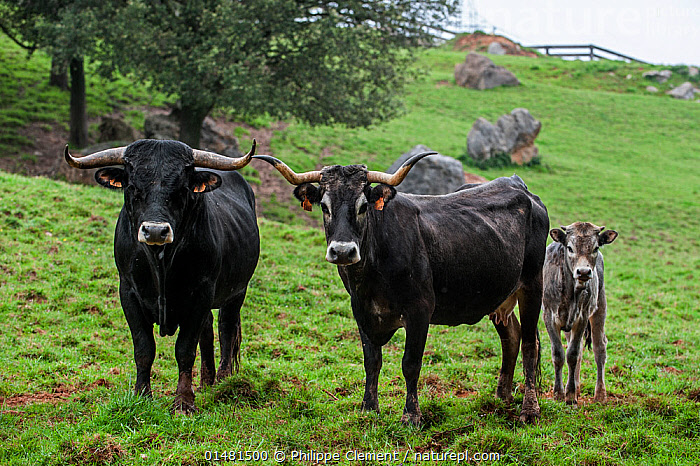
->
[590, 304, 608, 402]
[564, 323, 585, 405]
[544, 311, 565, 401]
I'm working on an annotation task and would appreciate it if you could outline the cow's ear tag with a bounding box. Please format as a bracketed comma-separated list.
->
[109, 179, 122, 188]
[302, 196, 313, 212]
[374, 198, 385, 211]
[193, 183, 207, 193]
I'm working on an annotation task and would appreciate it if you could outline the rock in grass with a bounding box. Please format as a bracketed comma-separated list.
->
[643, 70, 672, 83]
[387, 145, 466, 195]
[467, 108, 541, 165]
[487, 42, 506, 55]
[666, 82, 698, 100]
[454, 53, 520, 90]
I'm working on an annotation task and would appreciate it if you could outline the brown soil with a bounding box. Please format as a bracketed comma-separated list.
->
[0, 378, 110, 409]
[453, 33, 537, 58]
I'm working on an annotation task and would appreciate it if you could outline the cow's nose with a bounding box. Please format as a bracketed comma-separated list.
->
[576, 267, 592, 280]
[138, 222, 174, 245]
[326, 241, 360, 265]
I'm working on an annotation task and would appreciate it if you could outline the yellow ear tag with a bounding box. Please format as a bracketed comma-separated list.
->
[374, 198, 385, 211]
[302, 197, 313, 212]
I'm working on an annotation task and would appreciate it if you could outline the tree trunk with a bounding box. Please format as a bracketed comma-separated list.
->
[178, 102, 212, 149]
[49, 56, 69, 90]
[69, 56, 89, 148]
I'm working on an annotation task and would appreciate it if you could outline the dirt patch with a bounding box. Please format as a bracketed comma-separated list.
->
[453, 33, 537, 58]
[0, 378, 110, 408]
[420, 374, 449, 397]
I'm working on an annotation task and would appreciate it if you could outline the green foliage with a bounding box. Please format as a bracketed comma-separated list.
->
[98, 0, 459, 145]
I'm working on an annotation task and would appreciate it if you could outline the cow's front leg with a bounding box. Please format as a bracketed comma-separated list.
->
[564, 324, 585, 405]
[401, 315, 430, 426]
[173, 313, 208, 414]
[358, 327, 383, 413]
[121, 285, 155, 397]
[590, 309, 608, 402]
[544, 312, 565, 401]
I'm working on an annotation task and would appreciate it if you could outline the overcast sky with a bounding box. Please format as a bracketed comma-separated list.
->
[462, 0, 700, 65]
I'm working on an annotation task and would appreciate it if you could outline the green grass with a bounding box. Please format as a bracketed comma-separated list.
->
[1, 35, 700, 465]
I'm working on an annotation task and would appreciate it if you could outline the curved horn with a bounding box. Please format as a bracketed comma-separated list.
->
[64, 144, 125, 169]
[366, 151, 437, 185]
[253, 155, 322, 185]
[191, 139, 256, 170]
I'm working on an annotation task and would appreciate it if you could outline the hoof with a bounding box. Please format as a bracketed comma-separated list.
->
[593, 391, 607, 403]
[553, 391, 564, 402]
[361, 401, 379, 413]
[400, 412, 422, 427]
[216, 369, 232, 383]
[518, 410, 540, 424]
[565, 397, 578, 406]
[173, 396, 198, 415]
[200, 374, 215, 388]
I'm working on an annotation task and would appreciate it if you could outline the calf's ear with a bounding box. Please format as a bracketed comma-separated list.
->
[550, 228, 567, 243]
[191, 171, 222, 193]
[368, 184, 396, 211]
[293, 183, 321, 211]
[95, 167, 127, 190]
[599, 229, 618, 245]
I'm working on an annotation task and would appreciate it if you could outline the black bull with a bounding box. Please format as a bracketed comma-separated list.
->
[65, 139, 260, 412]
[255, 152, 549, 424]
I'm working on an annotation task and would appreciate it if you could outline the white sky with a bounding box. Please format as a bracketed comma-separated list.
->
[462, 0, 700, 65]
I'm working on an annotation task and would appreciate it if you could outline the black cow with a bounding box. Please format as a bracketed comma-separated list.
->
[65, 139, 260, 412]
[254, 153, 549, 424]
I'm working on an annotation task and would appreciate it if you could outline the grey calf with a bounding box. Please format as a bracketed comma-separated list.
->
[543, 222, 618, 404]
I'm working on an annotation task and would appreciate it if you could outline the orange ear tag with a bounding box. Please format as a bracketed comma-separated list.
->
[111, 180, 122, 188]
[374, 198, 385, 211]
[302, 197, 313, 212]
[193, 184, 206, 193]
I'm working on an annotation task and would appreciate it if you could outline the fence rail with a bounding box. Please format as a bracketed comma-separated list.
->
[526, 44, 648, 64]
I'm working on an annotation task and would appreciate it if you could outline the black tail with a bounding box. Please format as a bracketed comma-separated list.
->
[584, 321, 592, 351]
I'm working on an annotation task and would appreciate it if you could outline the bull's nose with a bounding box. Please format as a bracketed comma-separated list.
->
[138, 222, 174, 245]
[326, 241, 360, 265]
[575, 267, 592, 281]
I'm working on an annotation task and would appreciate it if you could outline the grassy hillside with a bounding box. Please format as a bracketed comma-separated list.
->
[1, 37, 700, 465]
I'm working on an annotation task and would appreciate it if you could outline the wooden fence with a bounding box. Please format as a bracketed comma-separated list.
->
[526, 44, 648, 64]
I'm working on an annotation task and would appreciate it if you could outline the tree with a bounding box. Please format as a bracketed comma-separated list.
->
[0, 0, 111, 148]
[101, 0, 459, 148]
